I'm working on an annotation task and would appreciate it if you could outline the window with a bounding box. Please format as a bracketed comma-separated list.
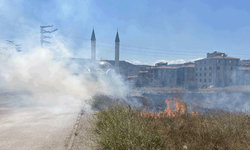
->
[217, 66, 220, 70]
[209, 73, 211, 76]
[196, 73, 197, 77]
[229, 60, 232, 63]
[200, 62, 201, 65]
[209, 79, 211, 82]
[196, 68, 197, 71]
[217, 60, 220, 63]
[200, 67, 202, 71]
[204, 79, 206, 82]
[200, 79, 202, 82]
[209, 66, 212, 70]
[200, 73, 202, 76]
[204, 73, 206, 76]
[205, 67, 206, 70]
[204, 61, 206, 64]
[230, 66, 233, 70]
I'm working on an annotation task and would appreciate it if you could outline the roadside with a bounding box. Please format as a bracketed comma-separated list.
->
[71, 113, 96, 150]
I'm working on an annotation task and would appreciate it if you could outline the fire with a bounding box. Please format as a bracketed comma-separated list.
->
[140, 95, 193, 118]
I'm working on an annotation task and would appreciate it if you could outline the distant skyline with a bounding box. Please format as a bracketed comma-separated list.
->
[0, 0, 250, 65]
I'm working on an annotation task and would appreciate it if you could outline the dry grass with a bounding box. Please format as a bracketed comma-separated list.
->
[87, 95, 250, 150]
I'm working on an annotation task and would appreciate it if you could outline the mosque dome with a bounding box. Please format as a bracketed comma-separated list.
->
[98, 61, 114, 70]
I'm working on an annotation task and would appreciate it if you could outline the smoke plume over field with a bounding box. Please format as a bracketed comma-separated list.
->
[0, 40, 129, 111]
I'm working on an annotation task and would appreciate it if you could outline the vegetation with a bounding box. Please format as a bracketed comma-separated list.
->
[88, 94, 250, 150]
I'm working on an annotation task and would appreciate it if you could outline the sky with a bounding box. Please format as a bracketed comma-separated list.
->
[0, 0, 250, 65]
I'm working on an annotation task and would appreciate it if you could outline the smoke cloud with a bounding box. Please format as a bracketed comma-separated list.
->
[0, 38, 129, 110]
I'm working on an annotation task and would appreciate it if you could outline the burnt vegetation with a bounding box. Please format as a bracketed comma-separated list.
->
[86, 94, 250, 150]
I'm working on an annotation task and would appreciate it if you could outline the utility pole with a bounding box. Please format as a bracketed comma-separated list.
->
[15, 44, 22, 52]
[40, 25, 57, 47]
[6, 40, 22, 52]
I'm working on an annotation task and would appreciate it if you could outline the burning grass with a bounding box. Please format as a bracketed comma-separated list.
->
[88, 95, 250, 150]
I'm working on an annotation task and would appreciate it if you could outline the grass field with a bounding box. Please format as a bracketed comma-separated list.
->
[87, 94, 250, 150]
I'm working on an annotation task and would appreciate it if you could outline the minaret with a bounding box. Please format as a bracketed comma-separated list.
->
[115, 30, 120, 72]
[91, 28, 96, 61]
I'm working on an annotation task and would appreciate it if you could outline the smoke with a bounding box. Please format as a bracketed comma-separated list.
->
[0, 39, 129, 111]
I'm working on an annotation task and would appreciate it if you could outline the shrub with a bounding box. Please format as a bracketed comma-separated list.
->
[93, 105, 163, 150]
[89, 94, 250, 150]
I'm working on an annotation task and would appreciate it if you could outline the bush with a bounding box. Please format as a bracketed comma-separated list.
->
[89, 95, 250, 150]
[88, 94, 124, 111]
[93, 105, 163, 150]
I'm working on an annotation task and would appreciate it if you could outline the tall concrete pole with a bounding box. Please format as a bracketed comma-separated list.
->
[115, 30, 120, 72]
[91, 28, 96, 61]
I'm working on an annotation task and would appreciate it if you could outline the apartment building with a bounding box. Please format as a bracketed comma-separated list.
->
[177, 62, 196, 88]
[236, 67, 250, 85]
[144, 62, 178, 87]
[195, 51, 239, 88]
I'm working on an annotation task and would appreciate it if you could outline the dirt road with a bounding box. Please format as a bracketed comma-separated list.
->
[0, 93, 81, 150]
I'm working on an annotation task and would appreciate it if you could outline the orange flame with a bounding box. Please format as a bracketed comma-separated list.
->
[140, 95, 195, 118]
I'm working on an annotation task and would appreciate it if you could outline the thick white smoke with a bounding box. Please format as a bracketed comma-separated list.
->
[0, 41, 129, 109]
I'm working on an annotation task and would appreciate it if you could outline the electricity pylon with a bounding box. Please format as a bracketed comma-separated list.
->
[6, 40, 22, 52]
[40, 25, 57, 47]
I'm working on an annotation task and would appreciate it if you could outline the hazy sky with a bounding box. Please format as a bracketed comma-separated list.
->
[0, 0, 250, 65]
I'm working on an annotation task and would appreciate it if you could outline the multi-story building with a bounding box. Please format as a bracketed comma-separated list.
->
[236, 67, 250, 85]
[136, 62, 195, 88]
[146, 62, 178, 87]
[177, 62, 196, 88]
[195, 51, 239, 88]
[135, 71, 150, 87]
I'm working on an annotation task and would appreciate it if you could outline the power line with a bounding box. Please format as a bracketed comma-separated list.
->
[58, 31, 83, 48]
[0, 6, 249, 58]
[0, 19, 35, 32]
[59, 32, 250, 57]
[0, 6, 249, 57]
[56, 31, 249, 59]
[0, 6, 39, 24]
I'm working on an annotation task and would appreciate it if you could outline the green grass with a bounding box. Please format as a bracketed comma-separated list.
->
[88, 95, 250, 150]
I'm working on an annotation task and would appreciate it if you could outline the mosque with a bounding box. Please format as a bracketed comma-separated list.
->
[90, 28, 120, 73]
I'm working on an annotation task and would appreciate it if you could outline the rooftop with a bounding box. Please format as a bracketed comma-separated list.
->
[150, 66, 178, 69]
[179, 64, 195, 68]
[195, 55, 239, 61]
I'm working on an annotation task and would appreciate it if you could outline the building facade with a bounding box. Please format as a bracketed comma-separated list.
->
[177, 62, 196, 88]
[145, 63, 178, 87]
[236, 67, 250, 85]
[195, 51, 239, 88]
